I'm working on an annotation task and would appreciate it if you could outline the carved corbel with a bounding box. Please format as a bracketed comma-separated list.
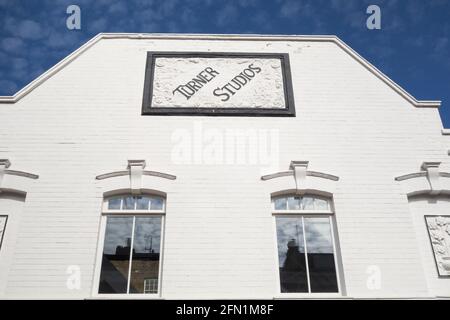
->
[422, 162, 442, 195]
[128, 160, 146, 195]
[290, 161, 309, 191]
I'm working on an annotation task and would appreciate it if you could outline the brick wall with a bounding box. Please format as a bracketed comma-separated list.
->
[0, 36, 448, 298]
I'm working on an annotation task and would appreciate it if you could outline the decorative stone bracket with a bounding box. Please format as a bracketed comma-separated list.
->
[0, 159, 39, 194]
[395, 162, 450, 196]
[128, 160, 146, 194]
[95, 160, 176, 195]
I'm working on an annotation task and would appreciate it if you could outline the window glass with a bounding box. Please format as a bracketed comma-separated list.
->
[274, 197, 287, 210]
[100, 195, 166, 295]
[150, 197, 164, 210]
[122, 196, 136, 210]
[287, 196, 301, 210]
[304, 217, 338, 292]
[144, 278, 158, 294]
[98, 217, 133, 294]
[106, 195, 164, 211]
[302, 196, 315, 210]
[273, 195, 331, 212]
[98, 215, 163, 294]
[136, 196, 150, 210]
[274, 196, 339, 294]
[129, 217, 162, 294]
[108, 197, 122, 210]
[314, 198, 329, 211]
[276, 217, 308, 293]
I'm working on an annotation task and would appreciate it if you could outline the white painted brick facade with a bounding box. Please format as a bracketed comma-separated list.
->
[0, 34, 449, 299]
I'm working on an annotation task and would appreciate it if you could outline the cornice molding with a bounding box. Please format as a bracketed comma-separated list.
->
[0, 159, 39, 194]
[395, 161, 450, 196]
[261, 161, 339, 187]
[95, 159, 176, 196]
[262, 162, 339, 182]
[95, 170, 176, 181]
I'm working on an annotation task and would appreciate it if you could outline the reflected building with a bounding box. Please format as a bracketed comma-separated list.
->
[99, 237, 160, 294]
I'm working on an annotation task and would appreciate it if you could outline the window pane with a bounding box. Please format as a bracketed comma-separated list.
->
[123, 196, 136, 210]
[144, 278, 158, 294]
[136, 196, 150, 210]
[314, 198, 329, 211]
[302, 196, 315, 210]
[150, 197, 164, 210]
[304, 217, 338, 293]
[274, 197, 287, 210]
[108, 197, 121, 210]
[276, 217, 308, 293]
[99, 216, 133, 294]
[287, 196, 301, 210]
[129, 216, 162, 294]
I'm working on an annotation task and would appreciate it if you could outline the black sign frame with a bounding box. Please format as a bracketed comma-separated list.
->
[142, 52, 296, 116]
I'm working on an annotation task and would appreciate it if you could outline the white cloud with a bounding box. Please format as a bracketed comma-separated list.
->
[10, 19, 46, 40]
[1, 37, 26, 53]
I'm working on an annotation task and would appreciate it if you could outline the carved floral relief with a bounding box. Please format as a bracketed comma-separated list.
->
[426, 216, 450, 276]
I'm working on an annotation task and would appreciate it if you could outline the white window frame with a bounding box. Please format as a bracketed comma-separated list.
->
[0, 215, 8, 251]
[271, 194, 342, 298]
[91, 194, 166, 299]
[143, 278, 158, 294]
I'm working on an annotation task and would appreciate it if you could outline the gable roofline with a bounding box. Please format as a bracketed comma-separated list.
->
[0, 33, 441, 108]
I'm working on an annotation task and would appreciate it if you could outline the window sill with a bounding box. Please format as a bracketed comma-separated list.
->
[273, 293, 346, 300]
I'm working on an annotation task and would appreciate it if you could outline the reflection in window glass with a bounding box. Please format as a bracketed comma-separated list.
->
[302, 196, 315, 210]
[150, 197, 164, 210]
[98, 215, 163, 295]
[274, 197, 287, 210]
[275, 215, 339, 293]
[123, 196, 136, 210]
[98, 217, 133, 294]
[129, 217, 162, 294]
[106, 195, 165, 211]
[136, 196, 150, 210]
[276, 217, 308, 293]
[273, 195, 331, 212]
[287, 196, 301, 210]
[108, 197, 121, 210]
[315, 198, 329, 211]
[144, 278, 158, 294]
[304, 217, 338, 292]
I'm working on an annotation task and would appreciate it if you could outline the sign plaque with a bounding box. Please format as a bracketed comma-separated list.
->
[142, 52, 295, 116]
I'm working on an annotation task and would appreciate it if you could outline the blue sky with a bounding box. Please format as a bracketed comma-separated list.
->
[1, 0, 449, 126]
